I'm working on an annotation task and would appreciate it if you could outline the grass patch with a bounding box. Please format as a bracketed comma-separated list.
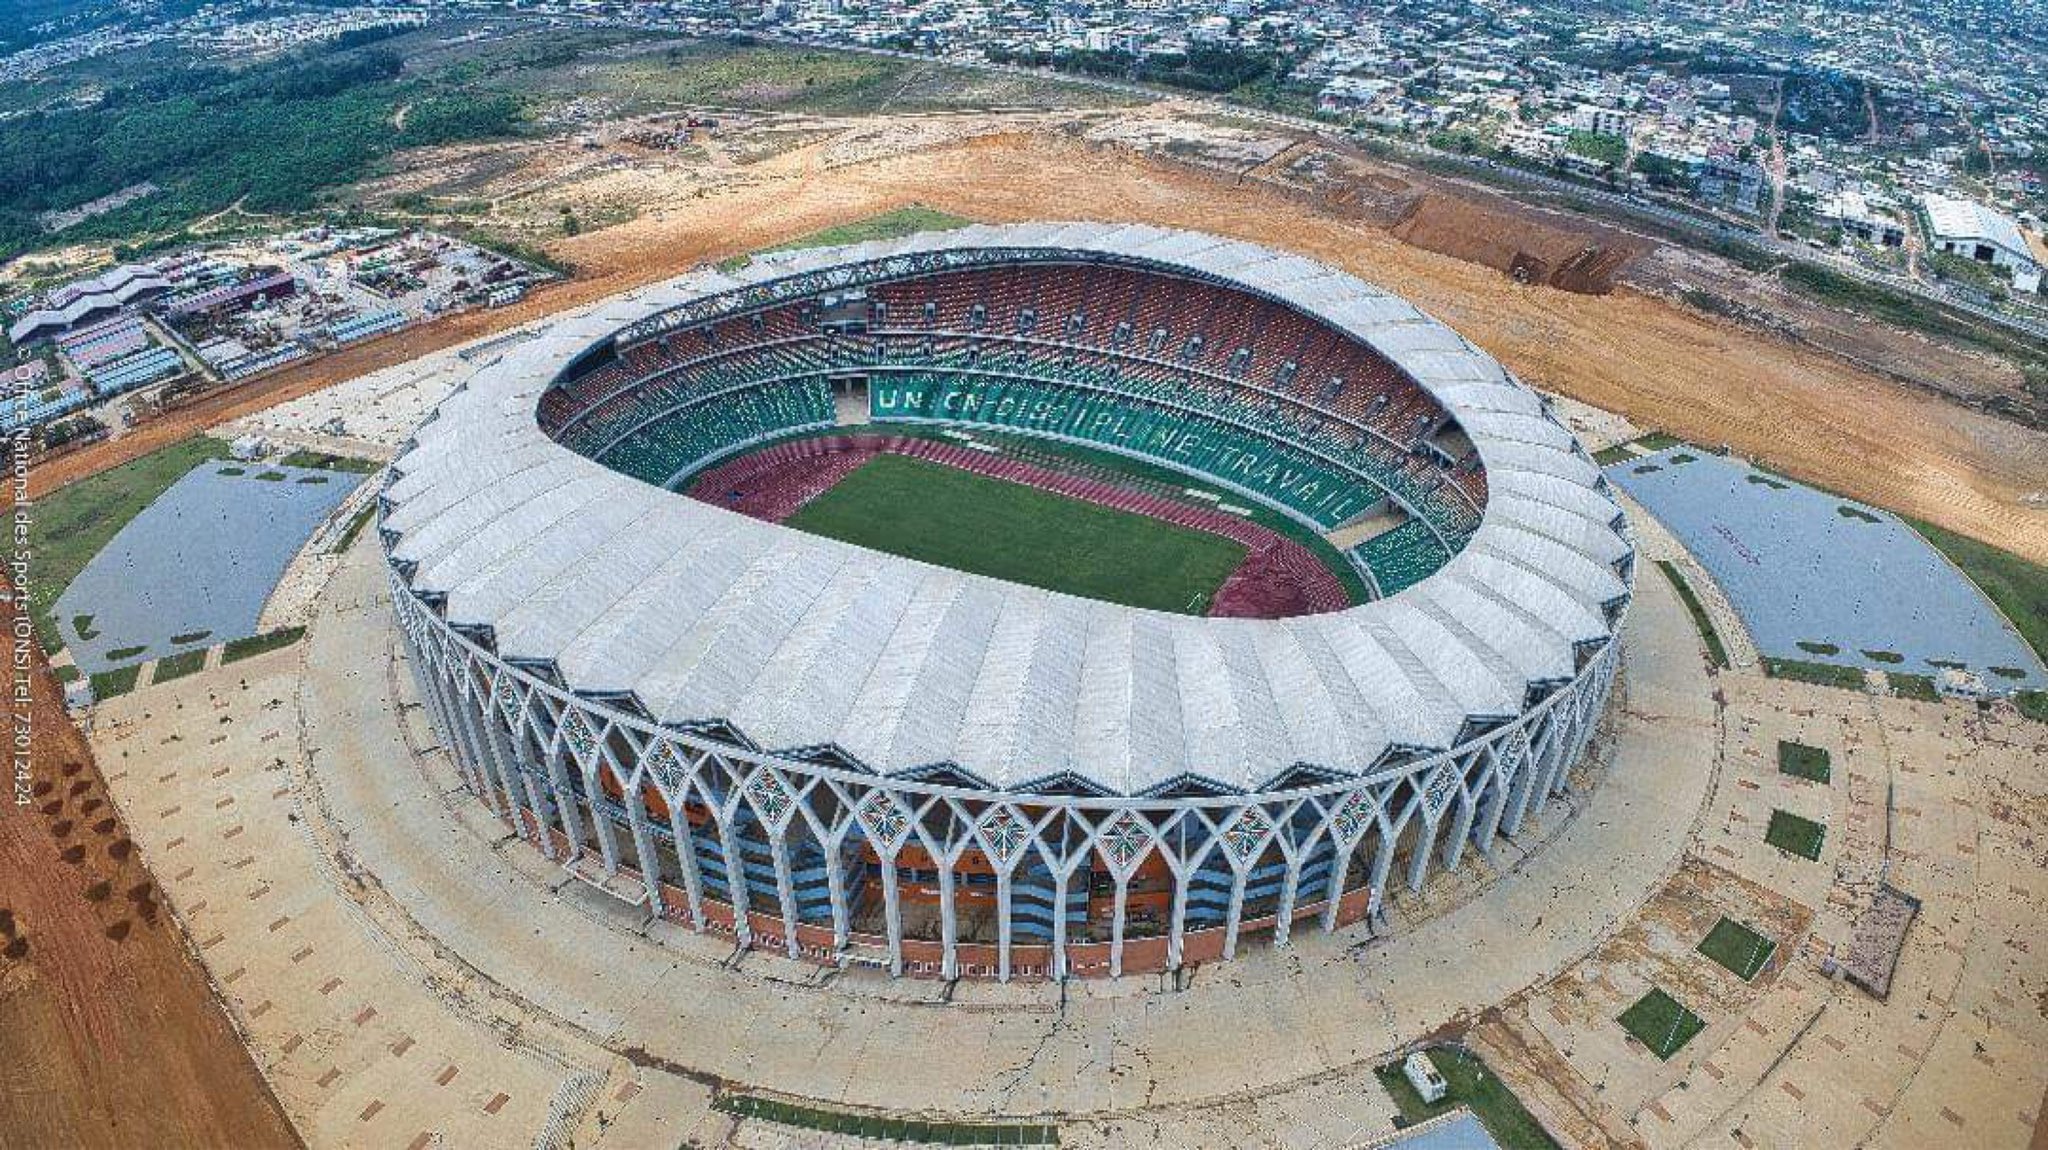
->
[1904, 517, 2048, 666]
[1795, 641, 1839, 656]
[152, 648, 207, 683]
[711, 1094, 1057, 1145]
[22, 436, 233, 653]
[1889, 672, 1939, 702]
[2016, 690, 2048, 723]
[279, 449, 380, 474]
[1860, 649, 1904, 664]
[1836, 505, 1881, 524]
[1989, 665, 2027, 680]
[1617, 988, 1706, 1060]
[784, 454, 1249, 614]
[221, 626, 307, 664]
[217, 466, 246, 476]
[295, 475, 330, 485]
[332, 502, 378, 554]
[1655, 561, 1728, 669]
[1697, 917, 1777, 981]
[169, 629, 211, 645]
[1776, 740, 1832, 783]
[1765, 809, 1825, 860]
[1591, 443, 1636, 466]
[1745, 473, 1790, 490]
[53, 664, 81, 684]
[1372, 1047, 1560, 1150]
[1636, 432, 1682, 452]
[1762, 657, 1867, 691]
[254, 470, 287, 482]
[1669, 452, 1697, 464]
[724, 205, 973, 271]
[105, 645, 145, 661]
[1631, 463, 1663, 474]
[89, 665, 140, 700]
[70, 613, 98, 640]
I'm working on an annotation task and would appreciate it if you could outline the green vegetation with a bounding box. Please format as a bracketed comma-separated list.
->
[0, 36, 527, 260]
[254, 471, 287, 482]
[1795, 641, 1840, 655]
[1372, 1046, 1560, 1150]
[1779, 264, 2048, 380]
[52, 664, 81, 684]
[218, 466, 246, 476]
[70, 614, 98, 641]
[170, 630, 212, 645]
[1889, 673, 1939, 702]
[2016, 690, 2048, 723]
[1655, 561, 1729, 669]
[1776, 740, 1832, 784]
[221, 626, 308, 665]
[1836, 505, 1881, 524]
[280, 450, 381, 474]
[332, 503, 379, 555]
[152, 648, 208, 683]
[24, 436, 233, 654]
[786, 455, 1249, 614]
[1762, 657, 1867, 691]
[89, 665, 141, 701]
[1860, 648, 1903, 664]
[712, 1093, 1057, 1144]
[1591, 443, 1637, 466]
[724, 205, 975, 270]
[1564, 131, 1627, 168]
[1904, 518, 2048, 665]
[106, 645, 145, 661]
[1617, 988, 1706, 1061]
[1746, 473, 1790, 491]
[1698, 917, 1777, 981]
[1765, 809, 1826, 860]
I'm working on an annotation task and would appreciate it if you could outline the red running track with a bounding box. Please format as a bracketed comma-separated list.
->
[687, 435, 1354, 618]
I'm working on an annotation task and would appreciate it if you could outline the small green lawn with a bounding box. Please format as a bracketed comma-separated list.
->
[722, 206, 974, 271]
[1762, 657, 1867, 691]
[1765, 809, 1825, 860]
[1906, 517, 2048, 667]
[712, 1094, 1057, 1145]
[24, 436, 233, 654]
[1656, 561, 1728, 669]
[332, 502, 378, 554]
[2016, 690, 2048, 724]
[1776, 740, 1831, 783]
[279, 449, 381, 474]
[152, 648, 208, 683]
[785, 454, 1248, 614]
[1697, 917, 1776, 981]
[1889, 673, 1939, 702]
[221, 626, 307, 664]
[1617, 988, 1706, 1060]
[89, 665, 140, 701]
[1372, 1046, 1559, 1150]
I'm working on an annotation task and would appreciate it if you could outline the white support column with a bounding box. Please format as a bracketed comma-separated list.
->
[1502, 722, 1554, 837]
[1108, 872, 1129, 978]
[1319, 843, 1352, 934]
[666, 807, 708, 929]
[1367, 828, 1398, 929]
[713, 814, 753, 947]
[1166, 865, 1193, 970]
[823, 839, 851, 949]
[1406, 817, 1438, 893]
[1475, 771, 1512, 857]
[540, 745, 588, 861]
[1441, 789, 1478, 871]
[623, 785, 665, 908]
[521, 774, 559, 861]
[995, 872, 1014, 983]
[880, 854, 905, 976]
[1221, 871, 1248, 962]
[1271, 854, 1302, 948]
[1048, 868, 1072, 981]
[769, 833, 802, 959]
[936, 852, 959, 981]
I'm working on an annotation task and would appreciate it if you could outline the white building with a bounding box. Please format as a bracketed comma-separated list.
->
[1921, 194, 2042, 293]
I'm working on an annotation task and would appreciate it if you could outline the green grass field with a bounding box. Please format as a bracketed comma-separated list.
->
[1905, 517, 2048, 666]
[714, 1093, 1057, 1144]
[1655, 561, 1729, 669]
[1372, 1047, 1560, 1150]
[1776, 740, 1831, 783]
[24, 437, 232, 654]
[151, 648, 209, 684]
[1697, 917, 1776, 981]
[785, 455, 1248, 614]
[1617, 987, 1706, 1061]
[1765, 809, 1826, 860]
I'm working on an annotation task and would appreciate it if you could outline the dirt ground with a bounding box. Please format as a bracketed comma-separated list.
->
[30, 123, 2048, 566]
[0, 593, 299, 1149]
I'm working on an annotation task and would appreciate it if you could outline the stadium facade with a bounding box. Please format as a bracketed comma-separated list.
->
[380, 223, 1634, 981]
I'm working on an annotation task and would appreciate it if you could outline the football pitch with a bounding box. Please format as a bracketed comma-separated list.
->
[785, 454, 1248, 614]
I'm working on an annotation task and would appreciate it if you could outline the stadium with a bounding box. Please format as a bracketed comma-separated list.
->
[378, 222, 1635, 982]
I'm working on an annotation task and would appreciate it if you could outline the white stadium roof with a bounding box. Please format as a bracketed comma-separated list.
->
[382, 223, 1631, 796]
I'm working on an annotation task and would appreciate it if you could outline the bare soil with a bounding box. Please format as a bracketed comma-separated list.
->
[0, 594, 300, 1148]
[31, 124, 2048, 567]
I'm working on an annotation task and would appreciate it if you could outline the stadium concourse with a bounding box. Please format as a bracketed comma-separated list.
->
[376, 223, 1635, 982]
